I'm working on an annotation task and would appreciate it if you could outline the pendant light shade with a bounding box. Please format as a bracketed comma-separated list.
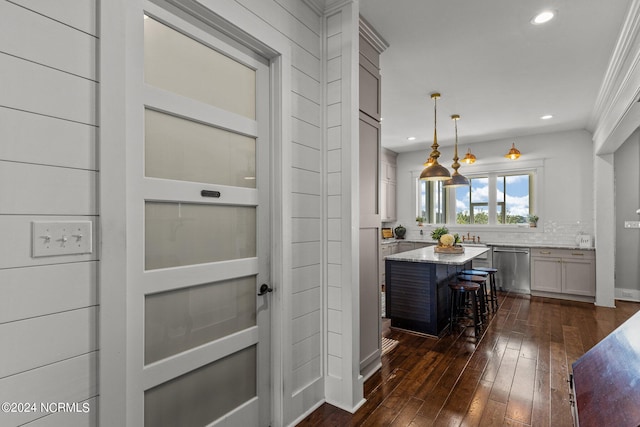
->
[420, 93, 451, 181]
[444, 114, 469, 187]
[505, 142, 521, 160]
[462, 148, 476, 164]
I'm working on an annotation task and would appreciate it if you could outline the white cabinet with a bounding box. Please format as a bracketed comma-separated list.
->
[531, 248, 595, 299]
[380, 242, 398, 286]
[380, 148, 397, 222]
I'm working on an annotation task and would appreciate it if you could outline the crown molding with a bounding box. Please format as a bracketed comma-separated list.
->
[301, 0, 324, 16]
[589, 0, 640, 141]
[359, 15, 388, 54]
[303, 0, 354, 15]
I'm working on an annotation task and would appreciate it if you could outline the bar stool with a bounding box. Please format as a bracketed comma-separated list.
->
[473, 267, 499, 313]
[448, 280, 482, 338]
[458, 272, 488, 320]
[460, 269, 490, 315]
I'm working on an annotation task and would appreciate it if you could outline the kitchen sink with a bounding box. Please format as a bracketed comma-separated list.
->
[460, 242, 487, 247]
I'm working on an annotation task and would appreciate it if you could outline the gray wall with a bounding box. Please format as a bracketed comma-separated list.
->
[614, 129, 640, 298]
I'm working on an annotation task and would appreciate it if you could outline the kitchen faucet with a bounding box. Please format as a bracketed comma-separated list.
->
[462, 232, 480, 243]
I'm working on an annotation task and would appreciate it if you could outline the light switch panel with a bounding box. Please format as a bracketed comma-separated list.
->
[32, 221, 93, 257]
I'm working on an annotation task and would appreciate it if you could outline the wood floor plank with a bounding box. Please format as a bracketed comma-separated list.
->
[488, 347, 519, 404]
[505, 355, 536, 424]
[460, 379, 493, 427]
[297, 295, 640, 427]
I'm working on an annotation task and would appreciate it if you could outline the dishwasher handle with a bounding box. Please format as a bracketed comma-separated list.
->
[493, 248, 530, 254]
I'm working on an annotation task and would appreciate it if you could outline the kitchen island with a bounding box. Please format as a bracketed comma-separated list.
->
[385, 245, 490, 337]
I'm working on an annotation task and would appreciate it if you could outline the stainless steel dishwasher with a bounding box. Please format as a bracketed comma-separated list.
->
[492, 246, 530, 294]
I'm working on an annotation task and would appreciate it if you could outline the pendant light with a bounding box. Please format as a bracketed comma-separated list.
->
[444, 114, 469, 187]
[504, 142, 521, 160]
[420, 93, 451, 181]
[462, 147, 476, 164]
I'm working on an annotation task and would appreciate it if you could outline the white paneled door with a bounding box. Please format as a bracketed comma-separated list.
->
[140, 7, 271, 426]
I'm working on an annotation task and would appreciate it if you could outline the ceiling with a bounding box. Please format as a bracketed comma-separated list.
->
[358, 0, 632, 153]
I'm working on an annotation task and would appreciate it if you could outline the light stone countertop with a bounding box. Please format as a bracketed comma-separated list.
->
[381, 238, 595, 251]
[385, 245, 490, 265]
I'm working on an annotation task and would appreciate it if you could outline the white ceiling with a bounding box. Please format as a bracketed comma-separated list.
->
[358, 0, 632, 153]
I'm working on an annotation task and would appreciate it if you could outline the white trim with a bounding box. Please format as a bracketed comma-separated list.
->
[144, 85, 259, 137]
[143, 326, 260, 389]
[143, 258, 259, 294]
[143, 177, 258, 205]
[589, 0, 640, 130]
[615, 287, 640, 302]
[358, 15, 388, 54]
[591, 0, 640, 153]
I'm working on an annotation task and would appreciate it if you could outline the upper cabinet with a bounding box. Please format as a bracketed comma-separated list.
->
[359, 34, 381, 121]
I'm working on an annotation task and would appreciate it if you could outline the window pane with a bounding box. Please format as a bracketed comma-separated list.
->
[501, 174, 530, 223]
[455, 186, 470, 224]
[145, 202, 256, 270]
[145, 109, 256, 188]
[144, 346, 256, 427]
[418, 180, 446, 224]
[144, 17, 256, 119]
[472, 205, 489, 224]
[470, 178, 489, 203]
[145, 277, 256, 364]
[418, 181, 427, 220]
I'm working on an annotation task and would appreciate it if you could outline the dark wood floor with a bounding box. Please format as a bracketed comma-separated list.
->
[297, 292, 640, 427]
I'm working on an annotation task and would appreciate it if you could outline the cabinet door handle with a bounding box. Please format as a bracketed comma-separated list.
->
[571, 252, 584, 256]
[540, 251, 551, 255]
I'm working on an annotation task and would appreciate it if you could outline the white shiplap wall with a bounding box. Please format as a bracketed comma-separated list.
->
[0, 1, 98, 426]
[232, 0, 326, 423]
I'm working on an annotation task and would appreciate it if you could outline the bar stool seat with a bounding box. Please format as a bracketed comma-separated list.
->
[460, 269, 489, 277]
[472, 267, 498, 312]
[457, 273, 488, 319]
[449, 280, 482, 338]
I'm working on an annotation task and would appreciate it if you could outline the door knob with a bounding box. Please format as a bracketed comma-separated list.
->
[257, 283, 273, 296]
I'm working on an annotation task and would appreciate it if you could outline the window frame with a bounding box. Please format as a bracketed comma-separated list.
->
[413, 159, 544, 229]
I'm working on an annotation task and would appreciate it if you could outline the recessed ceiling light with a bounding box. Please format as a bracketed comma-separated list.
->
[532, 10, 555, 25]
[541, 115, 553, 120]
[407, 136, 416, 141]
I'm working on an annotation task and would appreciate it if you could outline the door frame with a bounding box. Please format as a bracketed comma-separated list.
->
[98, 1, 292, 425]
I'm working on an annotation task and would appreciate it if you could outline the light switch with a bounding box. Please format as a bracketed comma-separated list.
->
[624, 221, 640, 229]
[32, 221, 93, 257]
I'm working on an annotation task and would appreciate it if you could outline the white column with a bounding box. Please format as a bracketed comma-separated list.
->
[594, 153, 616, 307]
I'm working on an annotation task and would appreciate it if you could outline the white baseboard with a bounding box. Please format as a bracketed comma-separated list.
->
[615, 287, 640, 302]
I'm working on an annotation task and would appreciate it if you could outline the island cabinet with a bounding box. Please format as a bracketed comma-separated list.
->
[530, 248, 595, 300]
[385, 246, 489, 337]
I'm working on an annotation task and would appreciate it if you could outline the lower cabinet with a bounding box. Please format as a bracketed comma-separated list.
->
[531, 248, 595, 298]
[380, 242, 398, 287]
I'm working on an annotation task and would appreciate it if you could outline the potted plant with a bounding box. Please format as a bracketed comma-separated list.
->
[528, 214, 539, 228]
[430, 226, 449, 244]
[394, 224, 407, 239]
[416, 216, 426, 226]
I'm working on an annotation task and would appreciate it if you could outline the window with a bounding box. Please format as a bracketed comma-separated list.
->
[497, 174, 530, 224]
[417, 168, 536, 226]
[454, 172, 532, 225]
[418, 180, 446, 224]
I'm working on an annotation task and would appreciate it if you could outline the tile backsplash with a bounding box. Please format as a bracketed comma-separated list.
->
[390, 220, 594, 247]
